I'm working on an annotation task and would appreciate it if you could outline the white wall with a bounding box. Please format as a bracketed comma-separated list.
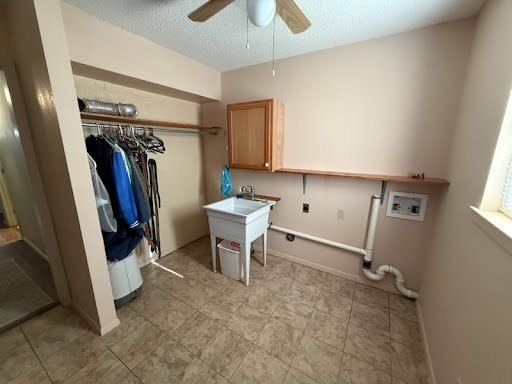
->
[74, 75, 209, 265]
[0, 71, 45, 251]
[202, 19, 474, 291]
[419, 0, 512, 382]
[61, 3, 221, 102]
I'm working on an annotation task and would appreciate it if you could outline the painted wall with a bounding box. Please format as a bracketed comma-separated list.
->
[74, 75, 209, 265]
[3, 0, 118, 335]
[0, 72, 45, 252]
[61, 3, 221, 102]
[202, 19, 475, 291]
[419, 0, 512, 382]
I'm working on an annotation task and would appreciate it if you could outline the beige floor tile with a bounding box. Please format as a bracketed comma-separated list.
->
[231, 345, 289, 384]
[389, 295, 418, 323]
[224, 304, 270, 342]
[390, 315, 423, 350]
[283, 367, 318, 384]
[62, 350, 131, 384]
[178, 360, 227, 384]
[392, 378, 408, 384]
[172, 312, 222, 356]
[323, 275, 355, 299]
[140, 262, 170, 284]
[132, 337, 196, 383]
[101, 307, 146, 347]
[350, 302, 390, 337]
[268, 257, 303, 278]
[194, 269, 232, 291]
[153, 272, 197, 298]
[21, 306, 69, 340]
[291, 334, 343, 384]
[286, 282, 322, 307]
[221, 279, 252, 302]
[244, 284, 282, 314]
[173, 279, 218, 309]
[305, 309, 348, 350]
[129, 282, 174, 318]
[249, 258, 268, 281]
[151, 298, 196, 333]
[110, 320, 163, 369]
[255, 318, 302, 364]
[272, 297, 314, 331]
[23, 308, 89, 360]
[7, 364, 51, 384]
[390, 341, 429, 384]
[0, 327, 26, 361]
[296, 267, 327, 289]
[339, 354, 391, 384]
[315, 292, 352, 321]
[41, 332, 108, 384]
[0, 342, 39, 384]
[199, 327, 252, 378]
[260, 271, 294, 293]
[344, 324, 391, 373]
[354, 284, 389, 312]
[200, 293, 241, 324]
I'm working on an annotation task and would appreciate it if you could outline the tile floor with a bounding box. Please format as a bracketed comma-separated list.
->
[0, 236, 430, 384]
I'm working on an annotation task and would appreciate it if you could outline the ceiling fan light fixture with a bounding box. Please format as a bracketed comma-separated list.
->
[246, 0, 276, 27]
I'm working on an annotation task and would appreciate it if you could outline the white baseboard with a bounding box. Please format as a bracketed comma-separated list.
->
[23, 237, 48, 261]
[416, 299, 437, 384]
[252, 245, 397, 294]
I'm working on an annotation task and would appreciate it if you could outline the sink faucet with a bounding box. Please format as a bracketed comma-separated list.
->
[241, 186, 255, 200]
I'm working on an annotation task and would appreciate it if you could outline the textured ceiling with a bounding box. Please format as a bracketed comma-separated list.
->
[64, 0, 485, 71]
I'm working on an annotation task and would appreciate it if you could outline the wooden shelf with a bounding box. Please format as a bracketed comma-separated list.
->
[255, 194, 281, 202]
[80, 112, 221, 132]
[276, 168, 449, 185]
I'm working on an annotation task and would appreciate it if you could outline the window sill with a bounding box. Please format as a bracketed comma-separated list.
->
[470, 206, 512, 254]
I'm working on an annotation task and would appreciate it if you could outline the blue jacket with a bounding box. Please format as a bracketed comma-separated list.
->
[112, 150, 139, 228]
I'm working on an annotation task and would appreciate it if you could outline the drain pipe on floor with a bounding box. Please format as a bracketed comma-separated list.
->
[362, 195, 419, 299]
[268, 195, 419, 299]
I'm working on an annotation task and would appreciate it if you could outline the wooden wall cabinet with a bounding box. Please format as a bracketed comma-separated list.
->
[227, 99, 284, 171]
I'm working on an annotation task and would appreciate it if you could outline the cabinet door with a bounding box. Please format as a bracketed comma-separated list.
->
[228, 100, 271, 170]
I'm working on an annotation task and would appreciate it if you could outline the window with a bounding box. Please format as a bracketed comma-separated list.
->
[501, 158, 512, 218]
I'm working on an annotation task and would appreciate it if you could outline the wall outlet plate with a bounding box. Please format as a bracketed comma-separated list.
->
[386, 191, 428, 222]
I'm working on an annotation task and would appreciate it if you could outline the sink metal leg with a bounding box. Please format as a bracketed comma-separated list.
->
[243, 242, 251, 286]
[263, 232, 267, 268]
[210, 235, 217, 273]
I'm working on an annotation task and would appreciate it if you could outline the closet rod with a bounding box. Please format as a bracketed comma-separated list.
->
[82, 122, 214, 136]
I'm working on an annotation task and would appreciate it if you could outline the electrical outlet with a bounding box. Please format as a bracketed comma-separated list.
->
[337, 209, 344, 220]
[302, 203, 309, 213]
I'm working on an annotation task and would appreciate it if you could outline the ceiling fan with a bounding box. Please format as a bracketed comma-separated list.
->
[188, 0, 311, 34]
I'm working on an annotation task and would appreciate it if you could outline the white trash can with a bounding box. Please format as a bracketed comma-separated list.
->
[217, 240, 244, 280]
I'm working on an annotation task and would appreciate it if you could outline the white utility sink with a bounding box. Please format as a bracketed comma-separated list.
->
[203, 197, 276, 285]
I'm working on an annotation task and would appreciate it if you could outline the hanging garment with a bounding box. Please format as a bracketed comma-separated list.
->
[148, 159, 161, 258]
[221, 165, 232, 198]
[103, 222, 144, 261]
[112, 145, 139, 228]
[88, 154, 117, 233]
[125, 150, 151, 225]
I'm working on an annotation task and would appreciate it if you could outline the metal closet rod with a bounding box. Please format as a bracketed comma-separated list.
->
[81, 122, 214, 136]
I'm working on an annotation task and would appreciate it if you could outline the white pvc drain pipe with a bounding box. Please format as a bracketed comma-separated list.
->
[269, 194, 419, 299]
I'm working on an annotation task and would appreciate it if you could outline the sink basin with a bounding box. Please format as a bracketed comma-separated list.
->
[203, 197, 275, 286]
[203, 197, 276, 224]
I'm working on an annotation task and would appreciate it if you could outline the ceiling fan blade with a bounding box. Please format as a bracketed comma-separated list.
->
[188, 0, 235, 22]
[277, 0, 311, 34]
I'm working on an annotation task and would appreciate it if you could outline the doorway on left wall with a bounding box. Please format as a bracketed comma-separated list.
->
[0, 69, 57, 333]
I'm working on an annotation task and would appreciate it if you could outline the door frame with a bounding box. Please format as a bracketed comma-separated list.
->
[0, 159, 18, 227]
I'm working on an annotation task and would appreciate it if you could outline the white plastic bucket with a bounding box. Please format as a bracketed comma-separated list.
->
[217, 240, 244, 280]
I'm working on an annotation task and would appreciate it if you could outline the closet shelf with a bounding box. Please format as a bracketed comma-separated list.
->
[275, 168, 450, 185]
[80, 112, 221, 133]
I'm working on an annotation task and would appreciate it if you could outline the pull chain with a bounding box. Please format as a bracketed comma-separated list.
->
[246, 16, 250, 50]
[272, 16, 276, 77]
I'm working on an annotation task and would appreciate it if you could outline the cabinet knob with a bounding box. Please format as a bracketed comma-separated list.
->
[264, 162, 269, 167]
